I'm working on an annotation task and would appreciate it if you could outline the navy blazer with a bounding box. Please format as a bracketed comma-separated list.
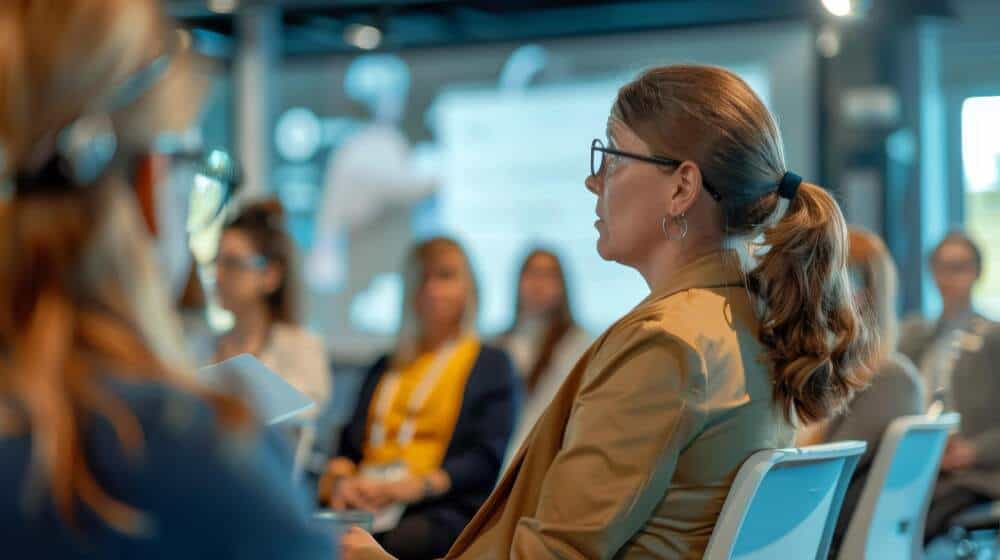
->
[338, 344, 520, 539]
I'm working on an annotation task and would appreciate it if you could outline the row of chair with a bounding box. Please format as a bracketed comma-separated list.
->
[705, 413, 961, 560]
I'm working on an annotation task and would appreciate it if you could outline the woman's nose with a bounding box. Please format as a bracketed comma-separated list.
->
[585, 173, 601, 195]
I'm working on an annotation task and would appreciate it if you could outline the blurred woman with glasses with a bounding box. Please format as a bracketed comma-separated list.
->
[900, 233, 1000, 541]
[0, 0, 333, 557]
[213, 199, 331, 413]
[900, 232, 990, 404]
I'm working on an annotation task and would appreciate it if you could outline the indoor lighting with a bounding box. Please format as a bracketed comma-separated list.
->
[208, 0, 238, 15]
[344, 24, 382, 51]
[275, 107, 323, 162]
[822, 0, 853, 17]
[816, 25, 841, 58]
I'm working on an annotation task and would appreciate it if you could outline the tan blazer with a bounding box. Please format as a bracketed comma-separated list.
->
[446, 251, 796, 559]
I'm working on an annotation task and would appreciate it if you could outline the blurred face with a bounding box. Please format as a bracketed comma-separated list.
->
[932, 241, 979, 306]
[584, 120, 676, 266]
[519, 254, 565, 318]
[416, 248, 470, 334]
[214, 229, 280, 313]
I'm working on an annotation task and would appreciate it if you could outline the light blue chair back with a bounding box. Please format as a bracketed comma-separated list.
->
[838, 413, 960, 560]
[704, 441, 867, 560]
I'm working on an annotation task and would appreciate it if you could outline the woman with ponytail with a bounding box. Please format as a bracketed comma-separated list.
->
[0, 1, 331, 557]
[345, 64, 873, 560]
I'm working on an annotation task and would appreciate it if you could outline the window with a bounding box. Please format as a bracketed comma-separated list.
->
[961, 96, 1000, 316]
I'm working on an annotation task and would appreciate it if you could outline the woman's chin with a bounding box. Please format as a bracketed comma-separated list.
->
[595, 237, 614, 262]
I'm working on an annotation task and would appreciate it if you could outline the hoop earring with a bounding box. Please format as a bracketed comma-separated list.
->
[662, 213, 688, 241]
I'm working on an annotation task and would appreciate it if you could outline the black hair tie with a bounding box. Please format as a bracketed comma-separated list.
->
[13, 155, 84, 195]
[777, 172, 802, 200]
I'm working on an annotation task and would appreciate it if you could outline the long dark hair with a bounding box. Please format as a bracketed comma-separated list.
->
[223, 198, 299, 324]
[505, 249, 577, 393]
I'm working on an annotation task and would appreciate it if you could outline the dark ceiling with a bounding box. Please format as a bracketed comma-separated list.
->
[168, 0, 957, 57]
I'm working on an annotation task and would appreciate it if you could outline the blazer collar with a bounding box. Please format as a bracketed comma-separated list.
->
[641, 249, 747, 306]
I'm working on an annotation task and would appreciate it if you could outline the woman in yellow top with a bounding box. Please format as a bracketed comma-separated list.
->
[319, 237, 519, 560]
[345, 64, 873, 560]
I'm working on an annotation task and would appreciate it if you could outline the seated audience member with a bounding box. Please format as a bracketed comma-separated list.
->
[318, 237, 518, 560]
[900, 231, 992, 405]
[213, 199, 331, 412]
[0, 1, 332, 557]
[495, 249, 591, 453]
[900, 232, 1000, 541]
[797, 227, 925, 551]
[341, 65, 873, 560]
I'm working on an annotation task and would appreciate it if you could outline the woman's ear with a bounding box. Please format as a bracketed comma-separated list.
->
[262, 263, 283, 296]
[668, 161, 703, 216]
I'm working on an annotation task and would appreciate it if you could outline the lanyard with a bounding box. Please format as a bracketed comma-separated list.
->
[369, 340, 461, 448]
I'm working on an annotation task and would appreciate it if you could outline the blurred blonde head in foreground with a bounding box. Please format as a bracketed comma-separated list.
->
[0, 0, 247, 534]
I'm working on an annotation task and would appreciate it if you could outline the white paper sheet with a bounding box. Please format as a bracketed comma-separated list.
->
[197, 354, 315, 425]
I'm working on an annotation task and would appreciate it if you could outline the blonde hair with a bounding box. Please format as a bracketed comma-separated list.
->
[613, 65, 874, 423]
[393, 237, 478, 368]
[0, 0, 248, 534]
[848, 227, 898, 362]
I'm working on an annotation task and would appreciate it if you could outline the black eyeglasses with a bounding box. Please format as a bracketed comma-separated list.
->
[590, 138, 723, 202]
